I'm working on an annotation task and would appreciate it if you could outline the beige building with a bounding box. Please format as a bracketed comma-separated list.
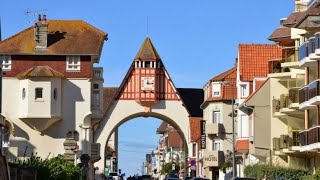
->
[201, 67, 237, 180]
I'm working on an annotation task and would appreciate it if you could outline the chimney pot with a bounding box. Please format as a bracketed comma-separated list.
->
[38, 14, 41, 22]
[43, 14, 47, 21]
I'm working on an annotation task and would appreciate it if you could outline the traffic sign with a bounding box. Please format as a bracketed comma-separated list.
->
[190, 165, 196, 170]
[190, 160, 196, 166]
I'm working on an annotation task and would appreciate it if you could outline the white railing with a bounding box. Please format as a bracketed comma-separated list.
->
[92, 67, 103, 79]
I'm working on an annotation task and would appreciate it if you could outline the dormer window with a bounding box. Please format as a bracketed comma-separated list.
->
[66, 56, 80, 71]
[211, 82, 221, 97]
[0, 55, 12, 71]
[240, 84, 248, 98]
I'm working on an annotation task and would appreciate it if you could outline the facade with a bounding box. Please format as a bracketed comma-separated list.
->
[0, 16, 108, 178]
[235, 44, 283, 176]
[201, 67, 237, 180]
[93, 37, 204, 179]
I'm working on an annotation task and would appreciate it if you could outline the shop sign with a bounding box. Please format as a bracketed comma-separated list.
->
[200, 120, 206, 149]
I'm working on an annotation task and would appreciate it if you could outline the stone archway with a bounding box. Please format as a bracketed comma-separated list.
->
[94, 99, 190, 178]
[92, 37, 203, 179]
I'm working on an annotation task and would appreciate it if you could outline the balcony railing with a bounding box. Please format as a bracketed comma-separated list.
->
[299, 86, 309, 104]
[273, 131, 300, 151]
[299, 41, 308, 62]
[308, 80, 320, 100]
[288, 87, 299, 106]
[206, 123, 224, 137]
[300, 126, 320, 146]
[92, 67, 103, 79]
[308, 37, 316, 55]
[280, 94, 289, 109]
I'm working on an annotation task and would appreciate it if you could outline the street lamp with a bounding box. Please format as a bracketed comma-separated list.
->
[222, 81, 236, 179]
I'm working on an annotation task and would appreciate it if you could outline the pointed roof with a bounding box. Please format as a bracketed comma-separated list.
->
[135, 37, 161, 60]
[16, 66, 64, 79]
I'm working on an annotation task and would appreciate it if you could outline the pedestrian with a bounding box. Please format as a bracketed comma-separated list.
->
[263, 174, 267, 180]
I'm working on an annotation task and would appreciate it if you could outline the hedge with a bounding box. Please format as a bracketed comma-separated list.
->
[244, 164, 310, 180]
[11, 154, 81, 180]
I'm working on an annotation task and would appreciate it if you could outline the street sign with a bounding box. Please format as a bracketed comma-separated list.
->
[172, 163, 176, 171]
[190, 160, 196, 166]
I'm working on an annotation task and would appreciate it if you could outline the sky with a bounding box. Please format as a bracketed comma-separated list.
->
[0, 0, 294, 177]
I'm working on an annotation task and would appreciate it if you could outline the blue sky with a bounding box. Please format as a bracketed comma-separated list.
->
[1, 0, 294, 177]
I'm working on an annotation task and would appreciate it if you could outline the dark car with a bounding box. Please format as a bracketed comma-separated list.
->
[140, 175, 152, 180]
[165, 173, 179, 180]
[191, 177, 210, 180]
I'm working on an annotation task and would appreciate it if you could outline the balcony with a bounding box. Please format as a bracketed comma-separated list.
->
[273, 132, 300, 154]
[298, 34, 320, 67]
[92, 67, 104, 81]
[308, 80, 320, 105]
[91, 143, 101, 163]
[299, 85, 313, 109]
[203, 150, 225, 168]
[206, 123, 224, 137]
[300, 126, 320, 152]
[272, 99, 286, 118]
[288, 87, 299, 109]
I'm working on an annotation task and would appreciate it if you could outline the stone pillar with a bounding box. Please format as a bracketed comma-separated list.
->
[63, 138, 78, 164]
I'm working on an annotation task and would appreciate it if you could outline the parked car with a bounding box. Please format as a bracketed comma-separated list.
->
[165, 173, 179, 180]
[107, 172, 120, 180]
[139, 175, 152, 180]
[191, 177, 210, 180]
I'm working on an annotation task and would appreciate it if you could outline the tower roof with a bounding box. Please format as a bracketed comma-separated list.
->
[134, 37, 161, 60]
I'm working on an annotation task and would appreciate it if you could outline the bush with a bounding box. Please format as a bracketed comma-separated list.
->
[11, 154, 81, 180]
[244, 164, 310, 180]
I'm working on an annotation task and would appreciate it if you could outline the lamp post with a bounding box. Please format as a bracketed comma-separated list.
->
[222, 81, 236, 179]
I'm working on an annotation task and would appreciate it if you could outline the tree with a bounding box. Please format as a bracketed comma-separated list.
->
[160, 162, 180, 175]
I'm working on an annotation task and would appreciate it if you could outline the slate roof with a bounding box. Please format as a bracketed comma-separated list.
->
[268, 26, 291, 40]
[177, 88, 203, 117]
[16, 66, 64, 79]
[239, 44, 283, 82]
[135, 37, 161, 60]
[0, 20, 107, 59]
[103, 87, 118, 115]
[282, 12, 305, 27]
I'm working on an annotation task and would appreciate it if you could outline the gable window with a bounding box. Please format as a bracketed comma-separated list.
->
[0, 55, 12, 71]
[66, 56, 80, 71]
[240, 84, 248, 98]
[212, 83, 221, 97]
[213, 111, 221, 124]
[35, 88, 43, 99]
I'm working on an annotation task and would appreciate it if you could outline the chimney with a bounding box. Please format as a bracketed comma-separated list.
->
[35, 14, 48, 51]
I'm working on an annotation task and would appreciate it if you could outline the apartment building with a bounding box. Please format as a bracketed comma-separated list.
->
[201, 67, 237, 180]
[235, 44, 283, 176]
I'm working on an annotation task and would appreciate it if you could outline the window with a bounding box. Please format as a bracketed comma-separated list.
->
[240, 84, 248, 98]
[212, 83, 221, 97]
[92, 91, 100, 107]
[213, 111, 221, 124]
[35, 88, 43, 99]
[145, 61, 151, 68]
[192, 143, 197, 157]
[53, 88, 58, 100]
[93, 84, 99, 89]
[0, 55, 12, 71]
[22, 88, 26, 100]
[240, 115, 249, 137]
[66, 56, 80, 71]
[213, 141, 220, 151]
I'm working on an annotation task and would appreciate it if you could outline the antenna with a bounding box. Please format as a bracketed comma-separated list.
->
[24, 9, 48, 24]
[146, 16, 149, 37]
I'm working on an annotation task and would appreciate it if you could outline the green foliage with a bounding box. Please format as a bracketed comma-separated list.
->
[160, 162, 180, 175]
[244, 164, 310, 180]
[300, 167, 320, 180]
[220, 162, 232, 173]
[11, 154, 81, 180]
